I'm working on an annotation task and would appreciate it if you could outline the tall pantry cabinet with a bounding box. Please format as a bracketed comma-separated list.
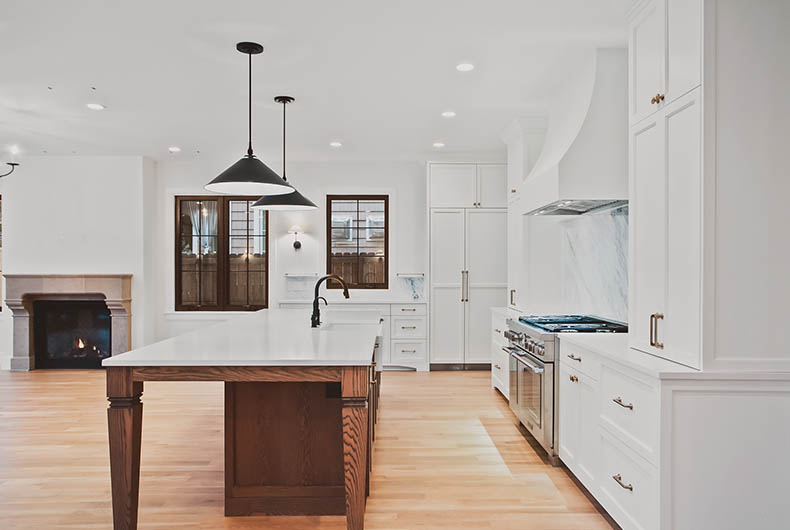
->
[629, 0, 790, 372]
[427, 163, 507, 367]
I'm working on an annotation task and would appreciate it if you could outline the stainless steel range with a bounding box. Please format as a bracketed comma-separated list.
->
[504, 315, 627, 464]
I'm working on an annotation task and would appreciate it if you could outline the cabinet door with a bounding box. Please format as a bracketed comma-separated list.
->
[559, 364, 580, 468]
[630, 0, 664, 124]
[430, 209, 466, 363]
[666, 0, 701, 102]
[464, 209, 508, 364]
[663, 89, 702, 368]
[477, 164, 507, 208]
[630, 116, 666, 356]
[428, 164, 477, 208]
[576, 372, 600, 487]
[507, 203, 522, 310]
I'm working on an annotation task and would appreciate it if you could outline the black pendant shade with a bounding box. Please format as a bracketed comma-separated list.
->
[204, 42, 293, 196]
[207, 155, 292, 196]
[252, 95, 317, 210]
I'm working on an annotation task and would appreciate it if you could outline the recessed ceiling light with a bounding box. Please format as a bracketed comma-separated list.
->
[9, 145, 20, 155]
[456, 63, 475, 72]
[441, 111, 457, 118]
[433, 142, 446, 148]
[86, 103, 106, 111]
[329, 141, 343, 148]
[168, 146, 181, 153]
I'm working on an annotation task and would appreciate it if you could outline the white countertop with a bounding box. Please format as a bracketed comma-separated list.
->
[279, 298, 426, 305]
[103, 309, 383, 367]
[559, 333, 698, 378]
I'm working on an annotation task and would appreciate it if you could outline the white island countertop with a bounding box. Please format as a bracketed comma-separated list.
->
[103, 309, 383, 367]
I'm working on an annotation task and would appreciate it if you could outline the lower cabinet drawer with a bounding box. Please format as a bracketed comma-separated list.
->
[391, 316, 427, 339]
[490, 345, 509, 398]
[600, 363, 659, 465]
[559, 341, 602, 380]
[392, 303, 427, 316]
[391, 340, 426, 363]
[598, 428, 658, 530]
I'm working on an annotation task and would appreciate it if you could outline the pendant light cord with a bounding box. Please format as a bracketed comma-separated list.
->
[247, 52, 253, 157]
[282, 99, 287, 180]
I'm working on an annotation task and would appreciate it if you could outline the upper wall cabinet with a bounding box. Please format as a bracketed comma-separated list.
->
[428, 163, 506, 208]
[628, 0, 701, 125]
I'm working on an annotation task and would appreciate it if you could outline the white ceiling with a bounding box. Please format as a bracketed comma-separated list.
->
[0, 0, 630, 163]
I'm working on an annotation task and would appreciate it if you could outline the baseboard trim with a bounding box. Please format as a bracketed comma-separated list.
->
[430, 363, 491, 371]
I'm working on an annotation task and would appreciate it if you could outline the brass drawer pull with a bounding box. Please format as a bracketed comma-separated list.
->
[569, 375, 578, 382]
[495, 328, 502, 333]
[494, 364, 501, 370]
[401, 349, 416, 353]
[401, 308, 417, 312]
[613, 396, 634, 410]
[612, 474, 633, 491]
[401, 326, 417, 329]
[567, 354, 582, 362]
[511, 188, 517, 193]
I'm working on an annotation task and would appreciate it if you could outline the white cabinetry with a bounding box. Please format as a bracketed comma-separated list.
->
[428, 163, 506, 208]
[628, 0, 701, 125]
[278, 301, 427, 370]
[630, 0, 704, 369]
[490, 308, 510, 399]
[558, 335, 790, 530]
[630, 88, 702, 369]
[428, 163, 507, 367]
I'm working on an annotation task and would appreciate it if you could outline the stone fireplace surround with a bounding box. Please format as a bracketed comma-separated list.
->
[4, 274, 132, 371]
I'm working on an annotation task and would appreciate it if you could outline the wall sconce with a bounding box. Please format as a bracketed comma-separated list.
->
[289, 225, 304, 250]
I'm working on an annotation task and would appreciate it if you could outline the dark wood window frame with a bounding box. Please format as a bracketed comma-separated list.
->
[326, 194, 389, 290]
[175, 196, 269, 311]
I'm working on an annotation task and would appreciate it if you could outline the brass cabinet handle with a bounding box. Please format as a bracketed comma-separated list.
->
[401, 349, 416, 353]
[658, 93, 665, 102]
[494, 364, 501, 370]
[511, 188, 517, 193]
[654, 313, 664, 349]
[569, 375, 578, 382]
[401, 308, 417, 312]
[651, 95, 657, 104]
[495, 328, 502, 334]
[567, 354, 582, 362]
[401, 326, 417, 329]
[650, 313, 656, 346]
[612, 474, 633, 491]
[510, 289, 516, 306]
[613, 396, 634, 410]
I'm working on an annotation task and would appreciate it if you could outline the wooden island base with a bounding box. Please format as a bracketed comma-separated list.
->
[224, 381, 346, 516]
[107, 364, 377, 530]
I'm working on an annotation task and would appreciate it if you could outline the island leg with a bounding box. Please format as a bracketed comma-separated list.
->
[107, 367, 143, 530]
[342, 366, 369, 530]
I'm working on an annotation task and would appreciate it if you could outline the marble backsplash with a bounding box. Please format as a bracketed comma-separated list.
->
[560, 204, 628, 322]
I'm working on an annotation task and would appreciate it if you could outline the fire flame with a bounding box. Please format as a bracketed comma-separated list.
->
[77, 338, 85, 349]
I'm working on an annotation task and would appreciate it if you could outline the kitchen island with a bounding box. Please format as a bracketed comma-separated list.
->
[103, 309, 383, 530]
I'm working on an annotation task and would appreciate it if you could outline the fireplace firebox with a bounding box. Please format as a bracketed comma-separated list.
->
[33, 300, 112, 369]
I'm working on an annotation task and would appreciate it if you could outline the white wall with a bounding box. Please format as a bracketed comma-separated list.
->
[154, 157, 426, 339]
[0, 156, 156, 368]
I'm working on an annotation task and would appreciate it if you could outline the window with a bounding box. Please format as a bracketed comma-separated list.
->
[176, 196, 268, 310]
[326, 195, 388, 289]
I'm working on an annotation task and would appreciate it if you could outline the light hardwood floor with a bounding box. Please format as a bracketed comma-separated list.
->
[0, 369, 616, 529]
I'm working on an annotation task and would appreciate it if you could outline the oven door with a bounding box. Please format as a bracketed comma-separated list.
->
[515, 351, 554, 452]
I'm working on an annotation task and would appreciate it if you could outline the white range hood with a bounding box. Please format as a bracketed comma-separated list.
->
[521, 48, 628, 216]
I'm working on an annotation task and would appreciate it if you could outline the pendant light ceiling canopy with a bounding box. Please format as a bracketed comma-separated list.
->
[204, 42, 293, 196]
[252, 96, 317, 210]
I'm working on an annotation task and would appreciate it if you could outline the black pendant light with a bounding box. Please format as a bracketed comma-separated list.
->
[204, 42, 293, 196]
[251, 96, 317, 210]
